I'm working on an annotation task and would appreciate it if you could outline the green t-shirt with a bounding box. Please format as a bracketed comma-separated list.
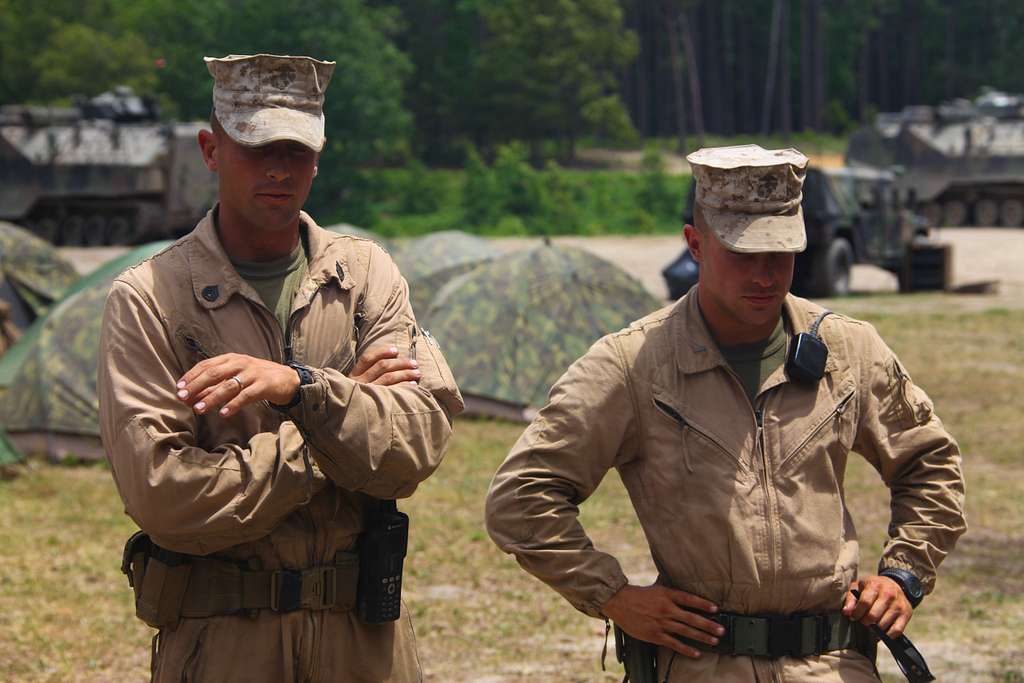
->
[717, 317, 788, 404]
[231, 238, 308, 336]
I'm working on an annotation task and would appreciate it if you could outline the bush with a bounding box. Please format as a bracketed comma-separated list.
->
[462, 144, 501, 226]
[636, 146, 679, 220]
[398, 160, 446, 214]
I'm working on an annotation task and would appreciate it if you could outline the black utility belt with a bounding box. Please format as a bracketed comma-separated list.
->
[121, 506, 409, 629]
[121, 532, 360, 628]
[679, 610, 871, 659]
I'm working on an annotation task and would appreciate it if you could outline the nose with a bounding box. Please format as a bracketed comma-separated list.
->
[266, 164, 291, 182]
[265, 150, 292, 182]
[751, 254, 776, 288]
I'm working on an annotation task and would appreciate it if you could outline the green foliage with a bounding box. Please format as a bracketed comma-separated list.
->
[398, 161, 447, 214]
[462, 145, 501, 227]
[475, 0, 638, 156]
[33, 24, 157, 99]
[369, 162, 691, 237]
[636, 146, 680, 220]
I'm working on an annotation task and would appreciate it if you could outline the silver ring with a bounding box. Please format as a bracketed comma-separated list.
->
[229, 375, 244, 391]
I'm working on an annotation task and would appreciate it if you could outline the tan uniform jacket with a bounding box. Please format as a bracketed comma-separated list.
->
[98, 210, 463, 683]
[485, 291, 965, 682]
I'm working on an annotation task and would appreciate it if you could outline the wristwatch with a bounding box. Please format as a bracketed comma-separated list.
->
[880, 568, 925, 608]
[278, 362, 314, 410]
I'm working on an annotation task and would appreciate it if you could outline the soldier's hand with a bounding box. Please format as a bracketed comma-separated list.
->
[348, 346, 420, 385]
[601, 584, 724, 659]
[176, 353, 299, 417]
[843, 575, 913, 638]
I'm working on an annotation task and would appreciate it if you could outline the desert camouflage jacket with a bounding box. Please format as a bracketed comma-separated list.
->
[99, 209, 463, 566]
[486, 290, 966, 620]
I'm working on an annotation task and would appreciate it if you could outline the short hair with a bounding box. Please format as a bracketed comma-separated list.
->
[692, 202, 708, 233]
[209, 110, 225, 137]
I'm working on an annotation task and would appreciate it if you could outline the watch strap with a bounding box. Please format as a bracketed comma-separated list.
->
[273, 362, 314, 410]
[880, 568, 924, 608]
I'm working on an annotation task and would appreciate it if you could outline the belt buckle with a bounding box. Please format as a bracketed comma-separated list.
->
[271, 570, 303, 612]
[768, 614, 802, 657]
[300, 566, 337, 610]
[731, 616, 770, 657]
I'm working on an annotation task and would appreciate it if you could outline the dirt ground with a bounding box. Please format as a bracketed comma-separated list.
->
[61, 228, 1024, 310]
[492, 227, 1024, 311]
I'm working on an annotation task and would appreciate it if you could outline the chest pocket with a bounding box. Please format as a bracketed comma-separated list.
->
[776, 377, 857, 474]
[642, 389, 754, 516]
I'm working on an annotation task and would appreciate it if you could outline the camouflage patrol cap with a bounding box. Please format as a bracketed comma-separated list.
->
[205, 54, 335, 152]
[686, 144, 809, 253]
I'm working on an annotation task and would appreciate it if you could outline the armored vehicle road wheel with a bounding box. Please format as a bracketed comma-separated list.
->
[943, 199, 968, 227]
[61, 216, 86, 246]
[974, 198, 999, 227]
[105, 216, 133, 245]
[1000, 199, 1024, 227]
[808, 237, 853, 298]
[920, 202, 942, 227]
[85, 215, 107, 247]
[34, 217, 60, 245]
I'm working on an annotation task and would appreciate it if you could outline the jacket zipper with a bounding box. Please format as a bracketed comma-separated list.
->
[780, 389, 856, 469]
[756, 407, 781, 581]
[183, 335, 211, 359]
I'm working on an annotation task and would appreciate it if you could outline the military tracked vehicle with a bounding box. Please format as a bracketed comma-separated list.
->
[847, 88, 1024, 227]
[664, 166, 934, 298]
[0, 87, 216, 246]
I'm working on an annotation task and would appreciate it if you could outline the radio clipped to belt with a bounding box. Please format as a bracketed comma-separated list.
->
[356, 498, 409, 624]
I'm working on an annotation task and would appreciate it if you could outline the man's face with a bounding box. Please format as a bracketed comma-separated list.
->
[199, 126, 318, 232]
[685, 217, 795, 344]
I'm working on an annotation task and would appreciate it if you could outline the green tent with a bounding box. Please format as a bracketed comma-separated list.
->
[0, 220, 79, 330]
[0, 241, 171, 463]
[424, 242, 661, 421]
[394, 230, 501, 318]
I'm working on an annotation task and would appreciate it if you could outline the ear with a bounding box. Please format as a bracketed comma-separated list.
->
[312, 166, 318, 177]
[198, 129, 218, 172]
[683, 224, 703, 263]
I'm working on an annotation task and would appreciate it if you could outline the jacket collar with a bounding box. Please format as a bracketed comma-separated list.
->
[187, 206, 355, 310]
[671, 290, 837, 376]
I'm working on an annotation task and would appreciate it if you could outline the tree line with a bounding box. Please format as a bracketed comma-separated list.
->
[3, 0, 1024, 167]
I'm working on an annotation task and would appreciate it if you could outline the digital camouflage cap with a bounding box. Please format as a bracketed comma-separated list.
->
[687, 144, 809, 253]
[205, 54, 335, 152]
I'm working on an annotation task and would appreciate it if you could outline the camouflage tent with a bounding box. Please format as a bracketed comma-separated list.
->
[425, 242, 660, 421]
[0, 241, 171, 463]
[0, 220, 78, 333]
[394, 231, 501, 316]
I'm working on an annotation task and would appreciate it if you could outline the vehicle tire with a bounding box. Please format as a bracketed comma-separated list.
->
[1000, 199, 1024, 228]
[919, 202, 942, 227]
[105, 216, 133, 245]
[61, 215, 86, 246]
[943, 199, 968, 227]
[809, 237, 853, 298]
[974, 198, 999, 227]
[33, 217, 60, 244]
[85, 214, 107, 246]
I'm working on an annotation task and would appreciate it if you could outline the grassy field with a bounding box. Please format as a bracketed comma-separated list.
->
[1, 298, 1022, 682]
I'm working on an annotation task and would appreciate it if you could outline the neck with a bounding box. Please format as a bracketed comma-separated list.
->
[697, 288, 782, 346]
[216, 203, 301, 261]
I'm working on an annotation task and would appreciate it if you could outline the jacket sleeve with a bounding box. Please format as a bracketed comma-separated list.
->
[852, 324, 967, 593]
[286, 245, 463, 499]
[98, 280, 326, 556]
[484, 335, 638, 618]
